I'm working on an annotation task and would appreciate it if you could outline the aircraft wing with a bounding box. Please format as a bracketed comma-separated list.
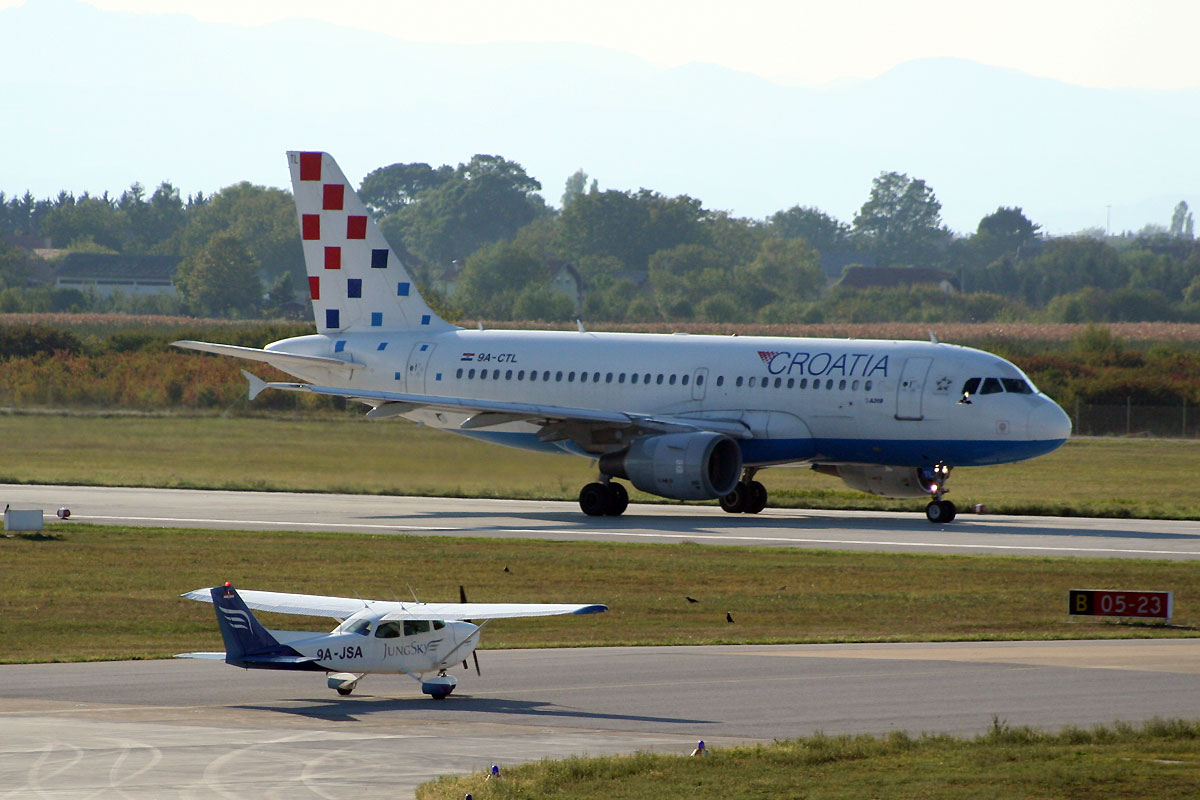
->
[182, 588, 606, 621]
[377, 602, 607, 621]
[241, 375, 752, 440]
[182, 588, 374, 619]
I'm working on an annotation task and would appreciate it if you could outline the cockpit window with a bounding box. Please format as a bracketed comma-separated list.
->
[374, 621, 402, 638]
[403, 619, 432, 636]
[979, 377, 1003, 394]
[961, 377, 980, 397]
[433, 620, 445, 630]
[344, 619, 371, 636]
[1001, 378, 1032, 394]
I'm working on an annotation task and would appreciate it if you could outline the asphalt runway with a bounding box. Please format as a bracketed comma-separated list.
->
[2, 640, 1198, 798]
[4, 484, 1199, 796]
[5, 483, 1200, 559]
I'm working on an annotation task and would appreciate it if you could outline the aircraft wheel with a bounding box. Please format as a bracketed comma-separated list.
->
[579, 482, 611, 516]
[605, 482, 629, 516]
[336, 686, 353, 696]
[719, 482, 749, 513]
[939, 499, 957, 522]
[744, 481, 768, 514]
[925, 499, 956, 523]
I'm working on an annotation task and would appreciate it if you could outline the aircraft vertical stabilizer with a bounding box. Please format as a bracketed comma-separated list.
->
[210, 582, 285, 662]
[286, 151, 456, 335]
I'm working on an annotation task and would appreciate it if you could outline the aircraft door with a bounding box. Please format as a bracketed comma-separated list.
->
[691, 367, 708, 401]
[895, 357, 932, 420]
[406, 342, 436, 394]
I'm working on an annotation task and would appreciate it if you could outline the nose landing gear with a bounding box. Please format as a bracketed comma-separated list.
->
[923, 464, 956, 523]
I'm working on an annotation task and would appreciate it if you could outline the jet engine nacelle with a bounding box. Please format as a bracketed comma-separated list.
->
[599, 432, 742, 501]
[815, 464, 943, 498]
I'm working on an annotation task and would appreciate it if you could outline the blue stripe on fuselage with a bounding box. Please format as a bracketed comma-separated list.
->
[446, 429, 1065, 467]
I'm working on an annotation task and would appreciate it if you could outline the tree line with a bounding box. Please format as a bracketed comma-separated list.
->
[1, 156, 1198, 324]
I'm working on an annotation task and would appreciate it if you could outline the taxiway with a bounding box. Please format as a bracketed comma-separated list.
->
[4, 483, 1200, 559]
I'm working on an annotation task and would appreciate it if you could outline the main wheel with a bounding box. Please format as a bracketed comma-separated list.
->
[925, 499, 956, 523]
[744, 481, 768, 514]
[579, 482, 611, 516]
[720, 481, 749, 513]
[605, 482, 629, 516]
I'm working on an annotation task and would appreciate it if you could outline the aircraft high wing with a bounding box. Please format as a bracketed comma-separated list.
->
[178, 583, 606, 698]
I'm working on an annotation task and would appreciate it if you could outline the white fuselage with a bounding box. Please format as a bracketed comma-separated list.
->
[267, 329, 1070, 469]
[271, 614, 478, 675]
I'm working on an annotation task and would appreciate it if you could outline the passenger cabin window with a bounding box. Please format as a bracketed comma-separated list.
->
[403, 620, 431, 636]
[374, 621, 402, 638]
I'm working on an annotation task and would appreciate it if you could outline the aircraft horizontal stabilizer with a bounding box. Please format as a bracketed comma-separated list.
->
[174, 652, 227, 660]
[172, 340, 357, 377]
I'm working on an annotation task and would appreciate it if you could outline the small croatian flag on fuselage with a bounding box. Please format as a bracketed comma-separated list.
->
[461, 353, 475, 361]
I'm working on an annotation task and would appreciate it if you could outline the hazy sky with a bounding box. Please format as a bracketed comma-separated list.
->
[9, 0, 1200, 89]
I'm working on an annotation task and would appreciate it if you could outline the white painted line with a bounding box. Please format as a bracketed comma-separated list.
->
[70, 515, 1200, 557]
[75, 514, 455, 532]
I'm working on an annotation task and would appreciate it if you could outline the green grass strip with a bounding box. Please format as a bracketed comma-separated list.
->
[1, 525, 1196, 664]
[417, 719, 1200, 800]
[3, 413, 1200, 518]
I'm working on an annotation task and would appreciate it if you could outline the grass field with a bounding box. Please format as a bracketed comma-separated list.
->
[2, 412, 1199, 518]
[1, 525, 1196, 664]
[418, 720, 1200, 800]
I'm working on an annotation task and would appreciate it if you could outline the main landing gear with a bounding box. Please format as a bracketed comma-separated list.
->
[720, 470, 768, 514]
[579, 480, 629, 516]
[923, 464, 956, 523]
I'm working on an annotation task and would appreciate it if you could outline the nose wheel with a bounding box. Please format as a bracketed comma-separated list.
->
[924, 464, 955, 523]
[925, 499, 957, 523]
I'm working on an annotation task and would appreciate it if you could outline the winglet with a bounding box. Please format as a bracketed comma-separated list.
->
[242, 370, 268, 401]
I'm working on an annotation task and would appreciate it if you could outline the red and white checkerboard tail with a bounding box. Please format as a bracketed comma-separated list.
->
[286, 151, 456, 334]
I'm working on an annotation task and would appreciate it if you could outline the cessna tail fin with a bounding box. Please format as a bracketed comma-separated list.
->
[287, 151, 456, 335]
[210, 582, 282, 662]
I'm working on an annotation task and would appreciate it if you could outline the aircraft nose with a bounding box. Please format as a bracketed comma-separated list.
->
[1029, 400, 1072, 441]
[449, 621, 479, 650]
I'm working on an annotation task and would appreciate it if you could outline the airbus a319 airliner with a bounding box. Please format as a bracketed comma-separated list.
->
[176, 151, 1071, 523]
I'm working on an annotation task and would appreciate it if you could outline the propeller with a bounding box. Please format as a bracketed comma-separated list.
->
[460, 584, 481, 676]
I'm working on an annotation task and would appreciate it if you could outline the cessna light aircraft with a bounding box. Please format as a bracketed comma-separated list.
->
[175, 152, 1071, 523]
[178, 582, 606, 698]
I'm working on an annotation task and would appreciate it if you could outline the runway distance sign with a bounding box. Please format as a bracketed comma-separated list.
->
[1068, 589, 1172, 621]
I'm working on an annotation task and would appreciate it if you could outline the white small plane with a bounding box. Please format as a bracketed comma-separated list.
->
[177, 582, 606, 698]
[175, 151, 1071, 523]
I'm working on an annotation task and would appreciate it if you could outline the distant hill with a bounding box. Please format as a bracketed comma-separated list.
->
[2, 0, 1198, 234]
